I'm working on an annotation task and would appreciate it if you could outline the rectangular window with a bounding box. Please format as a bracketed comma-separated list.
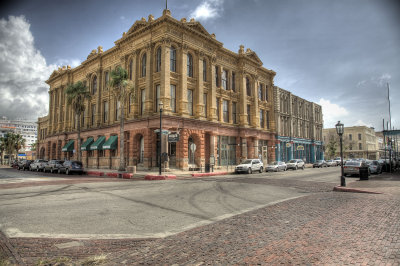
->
[358, 134, 362, 140]
[203, 60, 207, 82]
[232, 102, 237, 124]
[129, 93, 133, 113]
[215, 66, 219, 87]
[258, 84, 262, 100]
[247, 105, 251, 125]
[155, 84, 160, 112]
[222, 70, 228, 90]
[267, 111, 270, 129]
[265, 86, 268, 101]
[217, 98, 220, 121]
[141, 89, 145, 115]
[103, 101, 108, 123]
[91, 104, 96, 126]
[349, 134, 352, 141]
[104, 72, 109, 90]
[359, 143, 362, 150]
[223, 100, 229, 123]
[115, 100, 120, 120]
[170, 85, 176, 113]
[187, 89, 193, 116]
[231, 72, 236, 91]
[203, 93, 207, 118]
[260, 110, 264, 128]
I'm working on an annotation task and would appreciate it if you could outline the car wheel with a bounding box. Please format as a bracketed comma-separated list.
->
[36, 167, 39, 172]
[295, 166, 298, 170]
[302, 165, 305, 170]
[51, 168, 53, 173]
[66, 168, 70, 175]
[58, 168, 61, 174]
[248, 168, 252, 174]
[259, 167, 263, 173]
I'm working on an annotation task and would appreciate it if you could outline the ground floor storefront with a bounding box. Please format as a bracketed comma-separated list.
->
[275, 136, 323, 163]
[37, 116, 276, 170]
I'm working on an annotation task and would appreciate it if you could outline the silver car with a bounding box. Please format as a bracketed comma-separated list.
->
[266, 161, 287, 172]
[30, 159, 48, 172]
[344, 160, 370, 177]
[286, 159, 305, 170]
[326, 160, 337, 167]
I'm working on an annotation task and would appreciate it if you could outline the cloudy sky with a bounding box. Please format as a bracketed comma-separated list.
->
[0, 0, 399, 130]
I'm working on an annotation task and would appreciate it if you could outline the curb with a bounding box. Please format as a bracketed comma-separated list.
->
[333, 186, 383, 194]
[86, 171, 134, 179]
[191, 172, 229, 177]
[145, 174, 177, 180]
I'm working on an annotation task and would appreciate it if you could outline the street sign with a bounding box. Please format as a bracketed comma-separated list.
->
[168, 133, 180, 142]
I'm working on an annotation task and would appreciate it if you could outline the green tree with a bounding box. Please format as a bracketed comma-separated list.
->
[12, 133, 25, 159]
[0, 136, 5, 165]
[65, 81, 92, 162]
[108, 66, 135, 171]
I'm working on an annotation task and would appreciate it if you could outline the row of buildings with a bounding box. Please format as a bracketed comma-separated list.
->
[37, 10, 324, 170]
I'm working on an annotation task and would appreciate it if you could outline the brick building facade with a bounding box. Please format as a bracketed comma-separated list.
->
[273, 86, 324, 163]
[37, 10, 277, 170]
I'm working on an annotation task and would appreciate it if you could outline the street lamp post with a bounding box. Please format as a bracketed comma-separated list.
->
[159, 101, 164, 176]
[335, 121, 346, 187]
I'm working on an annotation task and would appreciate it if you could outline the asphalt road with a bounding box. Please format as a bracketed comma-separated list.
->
[0, 166, 352, 240]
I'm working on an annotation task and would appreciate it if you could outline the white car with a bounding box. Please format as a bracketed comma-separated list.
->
[326, 160, 338, 167]
[286, 159, 305, 170]
[266, 161, 287, 172]
[235, 159, 263, 174]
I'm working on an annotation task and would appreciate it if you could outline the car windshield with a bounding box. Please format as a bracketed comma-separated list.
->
[241, 160, 252, 164]
[72, 161, 83, 167]
[316, 160, 323, 163]
[271, 161, 278, 165]
[289, 160, 297, 163]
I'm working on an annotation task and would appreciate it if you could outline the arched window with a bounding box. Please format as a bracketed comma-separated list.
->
[141, 53, 147, 77]
[188, 136, 195, 165]
[156, 47, 161, 72]
[187, 53, 193, 77]
[139, 136, 144, 163]
[129, 59, 133, 80]
[170, 46, 176, 72]
[246, 77, 251, 96]
[92, 76, 97, 95]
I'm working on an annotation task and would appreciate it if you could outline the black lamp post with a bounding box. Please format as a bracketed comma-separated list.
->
[335, 121, 346, 187]
[159, 101, 164, 175]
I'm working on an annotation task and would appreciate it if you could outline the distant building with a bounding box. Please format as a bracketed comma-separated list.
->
[273, 86, 324, 163]
[323, 126, 378, 160]
[0, 117, 37, 152]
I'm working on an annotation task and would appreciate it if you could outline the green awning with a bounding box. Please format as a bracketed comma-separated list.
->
[90, 136, 106, 150]
[62, 140, 74, 152]
[81, 137, 94, 151]
[103, 135, 118, 150]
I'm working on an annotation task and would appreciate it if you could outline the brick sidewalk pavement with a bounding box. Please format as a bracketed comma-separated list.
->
[1, 172, 399, 265]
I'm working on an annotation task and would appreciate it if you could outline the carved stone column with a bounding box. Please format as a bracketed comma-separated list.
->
[209, 56, 217, 121]
[252, 77, 260, 128]
[160, 41, 171, 112]
[195, 52, 204, 119]
[179, 45, 188, 116]
[239, 71, 248, 126]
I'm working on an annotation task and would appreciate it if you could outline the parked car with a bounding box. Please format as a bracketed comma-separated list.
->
[235, 159, 263, 174]
[334, 157, 342, 166]
[343, 160, 370, 177]
[10, 160, 18, 168]
[326, 160, 337, 167]
[30, 159, 48, 172]
[266, 161, 287, 172]
[44, 160, 64, 173]
[313, 160, 328, 168]
[17, 160, 33, 171]
[58, 160, 84, 175]
[368, 160, 382, 174]
[286, 159, 305, 170]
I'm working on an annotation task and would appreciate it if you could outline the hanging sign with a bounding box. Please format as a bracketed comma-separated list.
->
[297, 145, 304, 151]
[168, 133, 180, 142]
[286, 143, 292, 148]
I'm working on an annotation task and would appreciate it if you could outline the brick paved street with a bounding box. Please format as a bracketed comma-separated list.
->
[1, 171, 399, 265]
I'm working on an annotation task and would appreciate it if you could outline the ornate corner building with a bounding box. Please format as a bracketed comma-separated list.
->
[37, 10, 281, 170]
[273, 86, 324, 162]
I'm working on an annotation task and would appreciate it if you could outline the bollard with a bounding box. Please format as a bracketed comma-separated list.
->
[132, 166, 136, 174]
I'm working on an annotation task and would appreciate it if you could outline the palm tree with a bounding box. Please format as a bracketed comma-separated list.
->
[65, 81, 92, 162]
[12, 133, 25, 159]
[109, 66, 135, 171]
